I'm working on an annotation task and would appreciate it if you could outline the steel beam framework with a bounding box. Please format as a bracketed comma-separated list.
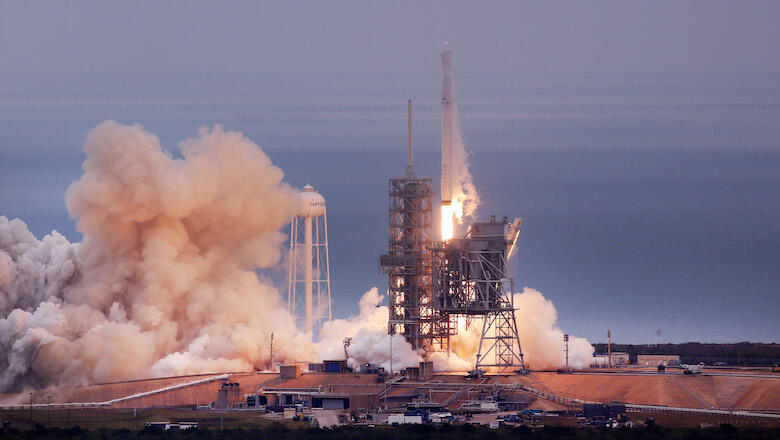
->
[380, 177, 449, 356]
[432, 218, 525, 370]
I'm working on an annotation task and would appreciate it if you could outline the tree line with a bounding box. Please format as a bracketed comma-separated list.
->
[591, 342, 779, 366]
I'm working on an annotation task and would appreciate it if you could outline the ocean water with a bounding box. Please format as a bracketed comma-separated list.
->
[1, 73, 778, 343]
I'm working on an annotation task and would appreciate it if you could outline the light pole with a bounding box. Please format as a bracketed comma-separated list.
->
[29, 392, 32, 422]
[46, 395, 51, 427]
[275, 362, 283, 407]
[390, 330, 393, 375]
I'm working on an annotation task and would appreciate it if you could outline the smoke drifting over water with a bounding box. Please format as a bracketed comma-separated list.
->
[0, 121, 590, 392]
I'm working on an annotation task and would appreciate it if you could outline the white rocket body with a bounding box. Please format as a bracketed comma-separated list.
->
[441, 42, 454, 206]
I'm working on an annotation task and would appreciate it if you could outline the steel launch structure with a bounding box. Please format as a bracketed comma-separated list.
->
[381, 44, 527, 371]
[432, 217, 525, 369]
[380, 100, 451, 354]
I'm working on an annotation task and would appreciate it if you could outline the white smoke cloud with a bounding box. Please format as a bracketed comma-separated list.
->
[448, 110, 479, 224]
[319, 288, 421, 372]
[431, 288, 594, 372]
[1, 121, 591, 393]
[324, 287, 592, 374]
[0, 220, 78, 315]
[513, 288, 593, 370]
[0, 121, 316, 391]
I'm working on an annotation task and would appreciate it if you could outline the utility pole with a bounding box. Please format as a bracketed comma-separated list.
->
[277, 362, 282, 407]
[46, 395, 51, 427]
[29, 392, 32, 422]
[607, 330, 612, 368]
[564, 334, 570, 373]
[389, 331, 393, 375]
[383, 372, 389, 410]
[270, 332, 274, 371]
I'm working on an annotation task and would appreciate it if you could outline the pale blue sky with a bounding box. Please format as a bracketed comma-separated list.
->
[2, 1, 778, 77]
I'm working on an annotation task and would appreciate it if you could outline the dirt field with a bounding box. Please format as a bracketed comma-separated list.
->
[507, 372, 780, 411]
[1, 370, 777, 414]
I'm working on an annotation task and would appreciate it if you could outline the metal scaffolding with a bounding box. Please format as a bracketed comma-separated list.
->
[379, 101, 524, 371]
[380, 177, 449, 356]
[432, 216, 525, 370]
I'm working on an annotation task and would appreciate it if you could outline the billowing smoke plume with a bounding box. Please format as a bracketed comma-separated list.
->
[335, 288, 593, 373]
[320, 288, 421, 372]
[432, 288, 593, 371]
[0, 121, 316, 391]
[1, 121, 590, 393]
[447, 88, 479, 225]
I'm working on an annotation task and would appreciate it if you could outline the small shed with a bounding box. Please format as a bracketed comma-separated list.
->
[323, 360, 349, 373]
[280, 364, 302, 379]
[310, 393, 378, 410]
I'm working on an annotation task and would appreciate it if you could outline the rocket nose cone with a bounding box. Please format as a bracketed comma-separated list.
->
[442, 41, 451, 52]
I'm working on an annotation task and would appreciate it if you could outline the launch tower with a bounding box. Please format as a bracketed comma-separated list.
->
[380, 100, 450, 356]
[382, 44, 527, 372]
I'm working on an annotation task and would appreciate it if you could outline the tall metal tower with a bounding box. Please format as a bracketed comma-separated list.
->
[432, 216, 525, 371]
[288, 184, 332, 339]
[380, 100, 450, 356]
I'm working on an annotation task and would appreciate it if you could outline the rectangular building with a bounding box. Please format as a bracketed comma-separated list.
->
[592, 352, 630, 367]
[637, 354, 681, 367]
[280, 365, 302, 379]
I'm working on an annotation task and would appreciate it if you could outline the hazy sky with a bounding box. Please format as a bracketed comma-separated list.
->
[1, 2, 778, 344]
[2, 1, 778, 77]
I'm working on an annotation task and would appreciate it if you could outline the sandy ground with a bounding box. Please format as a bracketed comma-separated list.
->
[1, 370, 777, 412]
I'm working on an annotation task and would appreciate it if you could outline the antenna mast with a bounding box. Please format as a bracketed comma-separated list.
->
[406, 99, 414, 176]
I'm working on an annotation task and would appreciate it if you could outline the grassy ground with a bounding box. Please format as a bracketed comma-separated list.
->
[0, 407, 300, 430]
[3, 407, 777, 430]
[627, 411, 779, 428]
[0, 423, 779, 439]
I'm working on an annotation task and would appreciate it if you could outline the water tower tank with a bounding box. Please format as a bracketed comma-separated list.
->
[298, 184, 326, 217]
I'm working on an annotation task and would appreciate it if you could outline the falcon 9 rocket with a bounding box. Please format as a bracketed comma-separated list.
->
[441, 42, 455, 240]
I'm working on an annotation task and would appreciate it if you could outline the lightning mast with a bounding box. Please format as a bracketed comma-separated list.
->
[380, 100, 449, 356]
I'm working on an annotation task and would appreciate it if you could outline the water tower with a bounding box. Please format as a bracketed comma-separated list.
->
[288, 184, 332, 338]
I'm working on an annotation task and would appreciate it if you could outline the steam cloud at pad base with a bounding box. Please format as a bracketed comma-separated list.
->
[0, 121, 592, 392]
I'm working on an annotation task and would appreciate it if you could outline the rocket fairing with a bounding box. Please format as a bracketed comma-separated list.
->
[441, 42, 454, 206]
